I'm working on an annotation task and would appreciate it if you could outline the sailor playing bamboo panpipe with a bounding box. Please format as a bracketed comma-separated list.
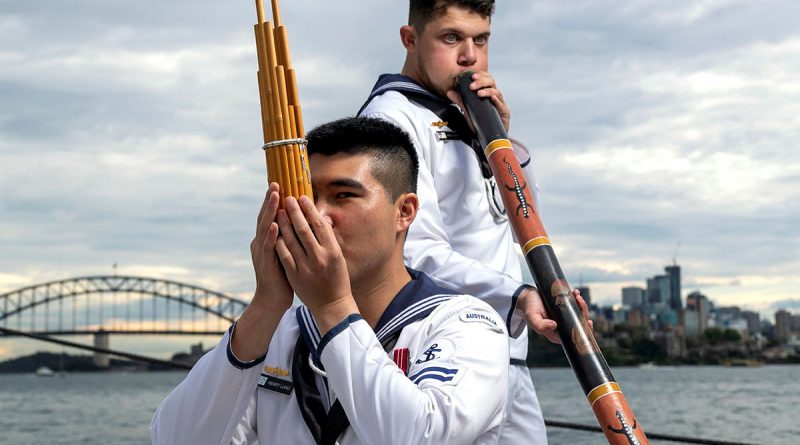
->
[150, 117, 511, 445]
[358, 1, 591, 443]
[253, 0, 311, 207]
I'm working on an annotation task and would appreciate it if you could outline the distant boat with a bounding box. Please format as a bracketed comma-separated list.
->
[638, 362, 657, 369]
[35, 366, 55, 377]
[723, 358, 764, 367]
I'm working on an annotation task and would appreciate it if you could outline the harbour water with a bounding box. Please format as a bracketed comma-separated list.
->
[0, 365, 796, 444]
[532, 364, 799, 445]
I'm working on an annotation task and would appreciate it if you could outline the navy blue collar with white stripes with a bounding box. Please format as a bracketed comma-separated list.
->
[295, 268, 459, 357]
[357, 73, 451, 116]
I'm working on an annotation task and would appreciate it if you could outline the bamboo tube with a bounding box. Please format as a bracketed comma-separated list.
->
[287, 69, 303, 134]
[255, 0, 266, 24]
[254, 0, 311, 207]
[255, 22, 282, 191]
[287, 106, 306, 196]
[257, 73, 277, 184]
[276, 66, 299, 198]
[270, 0, 282, 27]
[276, 27, 292, 71]
[286, 67, 310, 196]
[254, 27, 274, 147]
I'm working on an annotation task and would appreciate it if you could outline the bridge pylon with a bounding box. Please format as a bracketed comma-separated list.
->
[93, 330, 110, 368]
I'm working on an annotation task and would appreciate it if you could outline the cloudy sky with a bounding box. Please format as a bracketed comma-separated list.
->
[1, 0, 798, 358]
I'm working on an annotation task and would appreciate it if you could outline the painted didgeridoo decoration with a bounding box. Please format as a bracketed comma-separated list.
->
[456, 71, 649, 445]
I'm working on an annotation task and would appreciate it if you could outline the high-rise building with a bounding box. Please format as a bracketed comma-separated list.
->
[742, 311, 760, 335]
[665, 264, 681, 311]
[645, 264, 682, 311]
[775, 310, 792, 343]
[685, 291, 710, 334]
[647, 274, 671, 306]
[626, 307, 647, 329]
[575, 286, 591, 306]
[622, 286, 645, 308]
[684, 310, 700, 337]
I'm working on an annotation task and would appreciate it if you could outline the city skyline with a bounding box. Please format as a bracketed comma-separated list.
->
[2, 1, 799, 358]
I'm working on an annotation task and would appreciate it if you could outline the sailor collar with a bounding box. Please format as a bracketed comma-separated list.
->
[358, 73, 452, 115]
[295, 268, 458, 365]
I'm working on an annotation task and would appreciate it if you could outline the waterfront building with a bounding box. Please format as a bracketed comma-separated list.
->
[792, 313, 800, 331]
[622, 286, 645, 308]
[742, 310, 760, 336]
[625, 307, 647, 329]
[645, 264, 682, 312]
[654, 329, 685, 358]
[665, 264, 682, 311]
[684, 310, 700, 337]
[657, 310, 679, 329]
[686, 291, 710, 334]
[727, 318, 750, 340]
[775, 310, 792, 343]
[646, 275, 670, 306]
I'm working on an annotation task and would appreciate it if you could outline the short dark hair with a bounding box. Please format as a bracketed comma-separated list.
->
[306, 117, 419, 201]
[409, 0, 495, 31]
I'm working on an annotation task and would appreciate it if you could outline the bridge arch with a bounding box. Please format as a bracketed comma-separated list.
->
[0, 275, 247, 335]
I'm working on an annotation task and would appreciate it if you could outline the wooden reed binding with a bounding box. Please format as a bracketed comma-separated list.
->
[254, 0, 312, 207]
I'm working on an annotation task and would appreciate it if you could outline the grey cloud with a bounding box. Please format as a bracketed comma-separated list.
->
[1, 0, 798, 333]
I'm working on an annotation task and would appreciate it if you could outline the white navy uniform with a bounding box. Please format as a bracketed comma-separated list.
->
[150, 269, 509, 445]
[359, 74, 547, 444]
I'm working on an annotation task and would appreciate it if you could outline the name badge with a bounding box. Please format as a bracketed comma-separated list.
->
[259, 374, 294, 395]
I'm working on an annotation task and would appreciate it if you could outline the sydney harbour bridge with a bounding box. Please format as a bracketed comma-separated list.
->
[0, 275, 248, 368]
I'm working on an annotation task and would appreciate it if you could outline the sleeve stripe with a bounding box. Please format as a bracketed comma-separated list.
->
[225, 323, 265, 370]
[413, 374, 456, 384]
[408, 366, 458, 382]
[316, 314, 364, 362]
[508, 284, 533, 335]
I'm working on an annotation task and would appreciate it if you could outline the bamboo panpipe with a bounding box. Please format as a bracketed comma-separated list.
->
[254, 0, 312, 207]
[456, 71, 649, 445]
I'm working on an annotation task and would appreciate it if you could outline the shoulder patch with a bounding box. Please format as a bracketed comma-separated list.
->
[459, 310, 504, 333]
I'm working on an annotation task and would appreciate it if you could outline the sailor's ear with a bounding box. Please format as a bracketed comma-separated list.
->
[400, 25, 417, 51]
[395, 192, 418, 233]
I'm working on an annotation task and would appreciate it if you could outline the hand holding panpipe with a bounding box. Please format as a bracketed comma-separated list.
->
[253, 0, 311, 207]
[455, 71, 650, 445]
